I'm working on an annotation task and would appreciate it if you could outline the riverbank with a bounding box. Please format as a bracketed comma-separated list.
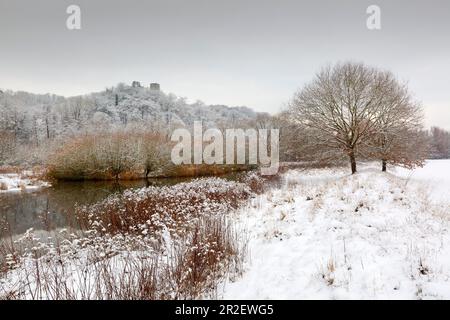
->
[0, 163, 252, 191]
[0, 173, 50, 193]
[46, 163, 255, 181]
[0, 173, 273, 299]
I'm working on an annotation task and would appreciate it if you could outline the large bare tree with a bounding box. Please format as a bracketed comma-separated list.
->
[286, 62, 425, 174]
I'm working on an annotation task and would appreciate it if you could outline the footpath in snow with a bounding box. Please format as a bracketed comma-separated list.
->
[223, 161, 450, 299]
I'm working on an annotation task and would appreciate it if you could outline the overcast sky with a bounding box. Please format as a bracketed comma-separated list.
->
[1, 0, 450, 129]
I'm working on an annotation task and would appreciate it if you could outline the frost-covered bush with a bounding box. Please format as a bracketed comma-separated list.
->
[76, 178, 252, 238]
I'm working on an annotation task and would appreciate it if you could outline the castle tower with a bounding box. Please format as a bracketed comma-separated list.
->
[150, 83, 160, 91]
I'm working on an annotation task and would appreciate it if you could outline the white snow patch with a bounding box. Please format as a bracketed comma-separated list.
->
[394, 159, 450, 202]
[0, 173, 50, 193]
[222, 161, 450, 300]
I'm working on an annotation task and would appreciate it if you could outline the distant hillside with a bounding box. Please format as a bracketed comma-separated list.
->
[0, 83, 264, 145]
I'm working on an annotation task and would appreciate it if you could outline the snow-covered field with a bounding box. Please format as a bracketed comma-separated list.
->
[0, 173, 49, 192]
[395, 159, 450, 202]
[222, 160, 450, 299]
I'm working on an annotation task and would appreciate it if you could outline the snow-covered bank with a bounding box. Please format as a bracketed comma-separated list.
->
[223, 161, 450, 299]
[0, 173, 49, 192]
[394, 159, 450, 202]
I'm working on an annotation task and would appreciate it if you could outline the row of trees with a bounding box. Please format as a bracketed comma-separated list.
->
[429, 126, 450, 159]
[281, 62, 429, 173]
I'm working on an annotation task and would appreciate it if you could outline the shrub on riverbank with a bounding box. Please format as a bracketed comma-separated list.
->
[46, 132, 255, 180]
[46, 131, 170, 181]
[75, 178, 252, 236]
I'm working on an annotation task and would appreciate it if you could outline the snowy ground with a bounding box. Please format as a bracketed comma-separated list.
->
[222, 160, 450, 299]
[395, 159, 450, 202]
[0, 173, 49, 192]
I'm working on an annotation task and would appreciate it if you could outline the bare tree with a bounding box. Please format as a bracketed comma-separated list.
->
[0, 130, 15, 164]
[277, 108, 345, 166]
[139, 131, 170, 178]
[100, 132, 135, 180]
[286, 62, 423, 174]
[363, 76, 427, 171]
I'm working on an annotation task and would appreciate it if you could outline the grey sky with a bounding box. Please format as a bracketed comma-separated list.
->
[1, 0, 450, 129]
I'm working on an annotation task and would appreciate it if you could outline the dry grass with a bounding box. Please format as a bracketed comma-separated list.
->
[242, 172, 282, 195]
[74, 178, 252, 236]
[0, 214, 243, 300]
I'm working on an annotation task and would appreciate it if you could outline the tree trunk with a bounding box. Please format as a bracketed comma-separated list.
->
[382, 159, 387, 172]
[45, 117, 50, 139]
[349, 151, 357, 174]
